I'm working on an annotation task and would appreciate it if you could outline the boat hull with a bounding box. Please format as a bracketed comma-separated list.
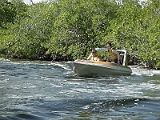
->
[66, 60, 132, 77]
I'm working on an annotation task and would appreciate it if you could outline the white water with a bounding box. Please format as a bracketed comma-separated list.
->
[0, 60, 160, 120]
[130, 65, 160, 76]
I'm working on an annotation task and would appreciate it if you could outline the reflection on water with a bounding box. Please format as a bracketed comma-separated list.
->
[0, 59, 160, 120]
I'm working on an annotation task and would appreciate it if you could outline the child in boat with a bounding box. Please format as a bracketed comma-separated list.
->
[90, 49, 101, 61]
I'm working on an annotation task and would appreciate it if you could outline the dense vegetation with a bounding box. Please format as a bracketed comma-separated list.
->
[0, 0, 160, 69]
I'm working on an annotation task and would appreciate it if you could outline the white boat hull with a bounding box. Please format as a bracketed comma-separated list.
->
[66, 60, 132, 77]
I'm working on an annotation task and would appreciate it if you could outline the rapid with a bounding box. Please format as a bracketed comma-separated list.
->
[0, 59, 160, 120]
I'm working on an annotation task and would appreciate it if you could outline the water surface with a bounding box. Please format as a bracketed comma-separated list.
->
[0, 59, 160, 120]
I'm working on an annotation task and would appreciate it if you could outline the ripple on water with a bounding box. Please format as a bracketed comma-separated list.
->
[2, 98, 160, 120]
[0, 61, 160, 120]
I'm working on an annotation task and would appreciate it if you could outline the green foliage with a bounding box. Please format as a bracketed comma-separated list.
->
[0, 0, 159, 68]
[45, 0, 119, 59]
[0, 0, 17, 28]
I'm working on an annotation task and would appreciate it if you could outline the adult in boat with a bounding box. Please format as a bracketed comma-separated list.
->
[90, 49, 101, 61]
[106, 42, 120, 64]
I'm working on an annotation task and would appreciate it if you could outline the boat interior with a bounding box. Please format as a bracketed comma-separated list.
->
[87, 48, 129, 66]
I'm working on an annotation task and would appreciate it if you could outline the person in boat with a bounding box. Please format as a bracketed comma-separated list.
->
[90, 49, 101, 61]
[106, 42, 120, 64]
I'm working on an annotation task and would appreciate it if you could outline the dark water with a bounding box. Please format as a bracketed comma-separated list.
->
[0, 59, 160, 120]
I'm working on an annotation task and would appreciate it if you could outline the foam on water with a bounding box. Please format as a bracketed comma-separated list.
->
[50, 62, 68, 69]
[130, 66, 160, 76]
[1, 60, 160, 120]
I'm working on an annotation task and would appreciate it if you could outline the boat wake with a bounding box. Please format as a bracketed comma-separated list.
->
[50, 62, 68, 69]
[63, 71, 78, 78]
[130, 66, 160, 76]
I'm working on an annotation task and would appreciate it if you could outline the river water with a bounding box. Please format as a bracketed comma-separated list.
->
[0, 59, 160, 120]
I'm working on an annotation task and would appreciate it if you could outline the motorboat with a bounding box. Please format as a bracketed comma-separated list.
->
[66, 48, 132, 77]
